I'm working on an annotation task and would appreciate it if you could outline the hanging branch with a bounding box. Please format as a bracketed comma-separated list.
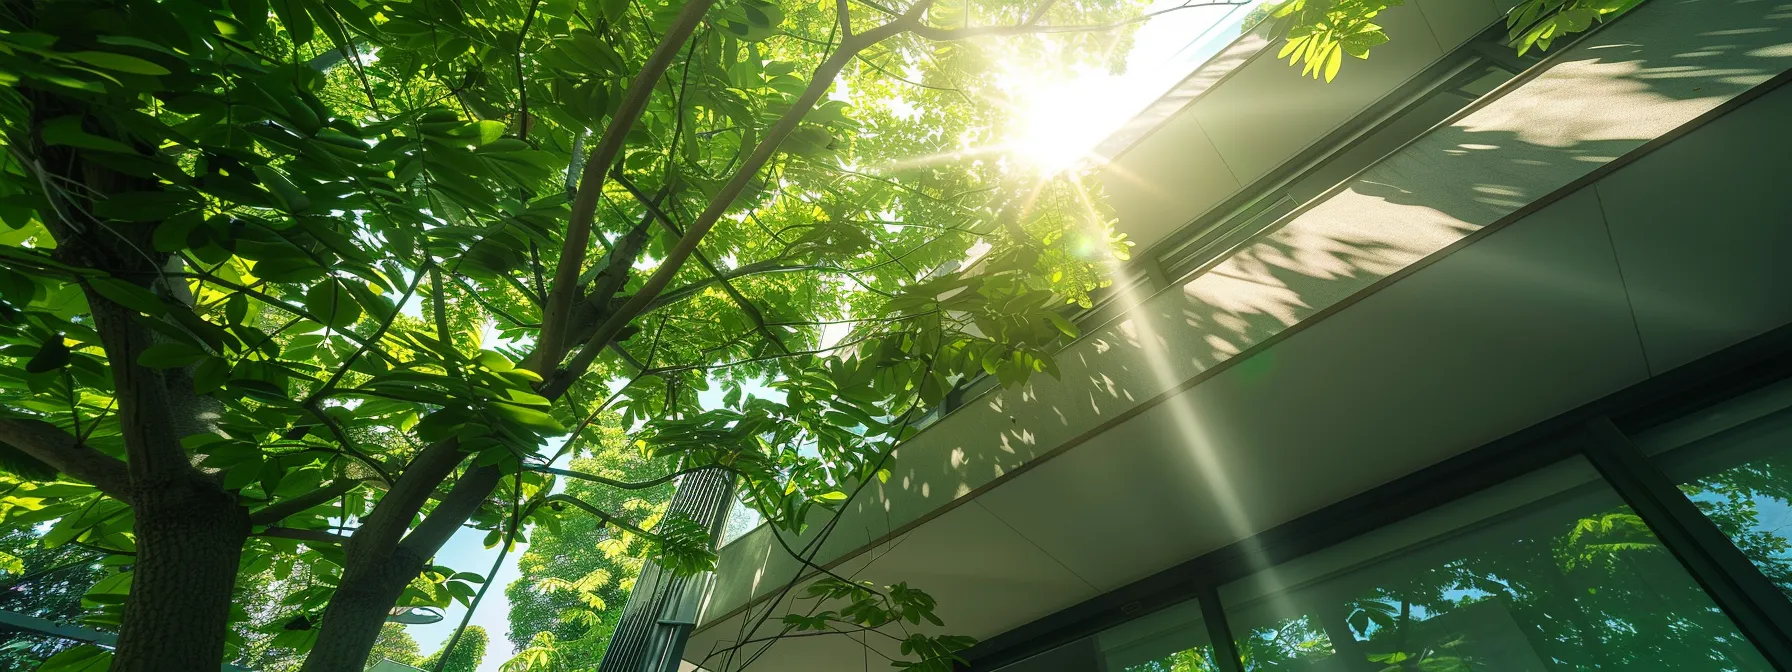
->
[431, 471, 525, 672]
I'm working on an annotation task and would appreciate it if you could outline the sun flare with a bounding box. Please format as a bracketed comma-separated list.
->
[1008, 77, 1123, 173]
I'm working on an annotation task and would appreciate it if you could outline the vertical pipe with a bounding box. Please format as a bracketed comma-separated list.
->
[598, 466, 736, 672]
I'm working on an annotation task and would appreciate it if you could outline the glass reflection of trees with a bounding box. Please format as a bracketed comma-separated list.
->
[1225, 480, 1769, 672]
[1123, 645, 1226, 672]
[1656, 405, 1792, 600]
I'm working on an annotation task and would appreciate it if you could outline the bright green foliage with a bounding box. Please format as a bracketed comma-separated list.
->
[366, 623, 425, 670]
[1251, 0, 1647, 81]
[0, 0, 1153, 666]
[0, 526, 107, 668]
[420, 625, 488, 672]
[775, 577, 975, 672]
[504, 429, 674, 670]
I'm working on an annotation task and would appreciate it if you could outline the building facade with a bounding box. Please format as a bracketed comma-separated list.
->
[682, 0, 1792, 669]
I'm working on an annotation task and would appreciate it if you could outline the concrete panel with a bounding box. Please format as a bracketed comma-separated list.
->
[691, 504, 1097, 671]
[1416, 0, 1500, 50]
[1596, 82, 1792, 373]
[976, 189, 1649, 590]
[701, 526, 773, 625]
[1101, 114, 1243, 251]
[851, 502, 1101, 639]
[1188, 4, 1446, 184]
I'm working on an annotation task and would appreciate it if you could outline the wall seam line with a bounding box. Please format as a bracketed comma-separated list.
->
[972, 500, 1104, 593]
[1589, 181, 1656, 378]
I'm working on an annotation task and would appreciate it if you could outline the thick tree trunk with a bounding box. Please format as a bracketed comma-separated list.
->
[109, 479, 250, 672]
[300, 550, 428, 671]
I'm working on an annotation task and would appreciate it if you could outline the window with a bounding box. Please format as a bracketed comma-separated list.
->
[1639, 378, 1792, 599]
[994, 600, 1222, 672]
[717, 492, 764, 547]
[1219, 458, 1771, 671]
[1104, 601, 1223, 672]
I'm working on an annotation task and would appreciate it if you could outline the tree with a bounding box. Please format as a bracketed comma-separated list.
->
[420, 625, 487, 672]
[0, 0, 1631, 669]
[503, 430, 674, 669]
[0, 0, 1136, 669]
[367, 623, 424, 670]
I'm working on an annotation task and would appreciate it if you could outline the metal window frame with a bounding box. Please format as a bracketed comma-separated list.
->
[960, 320, 1792, 672]
[1583, 418, 1792, 668]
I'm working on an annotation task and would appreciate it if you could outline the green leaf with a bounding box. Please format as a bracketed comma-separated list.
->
[228, 378, 291, 404]
[40, 116, 135, 154]
[62, 50, 170, 75]
[305, 279, 362, 329]
[271, 0, 313, 45]
[0, 267, 36, 305]
[781, 125, 833, 158]
[445, 120, 507, 146]
[84, 570, 133, 603]
[36, 645, 111, 672]
[251, 164, 313, 214]
[153, 211, 203, 252]
[88, 277, 166, 316]
[229, 0, 270, 35]
[225, 293, 249, 325]
[1340, 29, 1389, 59]
[475, 350, 515, 372]
[254, 256, 329, 284]
[597, 0, 629, 22]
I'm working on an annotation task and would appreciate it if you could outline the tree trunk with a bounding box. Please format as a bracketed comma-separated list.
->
[301, 550, 428, 671]
[109, 479, 250, 672]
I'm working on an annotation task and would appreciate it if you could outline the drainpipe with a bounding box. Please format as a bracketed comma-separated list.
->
[598, 466, 736, 672]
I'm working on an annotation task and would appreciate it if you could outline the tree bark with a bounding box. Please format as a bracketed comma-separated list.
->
[301, 463, 505, 669]
[301, 550, 427, 672]
[110, 478, 251, 672]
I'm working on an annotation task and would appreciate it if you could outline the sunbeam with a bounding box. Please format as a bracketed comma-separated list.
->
[1066, 178, 1300, 644]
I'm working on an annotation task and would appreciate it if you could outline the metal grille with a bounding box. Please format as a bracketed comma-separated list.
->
[597, 466, 735, 672]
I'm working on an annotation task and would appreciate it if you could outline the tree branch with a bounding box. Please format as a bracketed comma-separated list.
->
[614, 175, 790, 354]
[538, 493, 667, 544]
[536, 0, 721, 373]
[348, 438, 465, 567]
[641, 259, 828, 312]
[543, 6, 924, 398]
[395, 464, 502, 559]
[250, 478, 366, 526]
[260, 527, 352, 545]
[0, 417, 129, 499]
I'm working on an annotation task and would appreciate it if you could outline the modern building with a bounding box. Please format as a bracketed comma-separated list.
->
[682, 0, 1792, 669]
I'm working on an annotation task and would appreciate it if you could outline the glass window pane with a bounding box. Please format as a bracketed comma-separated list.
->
[1219, 457, 1770, 671]
[717, 493, 763, 547]
[1640, 378, 1792, 598]
[993, 600, 1221, 671]
[1103, 601, 1222, 672]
